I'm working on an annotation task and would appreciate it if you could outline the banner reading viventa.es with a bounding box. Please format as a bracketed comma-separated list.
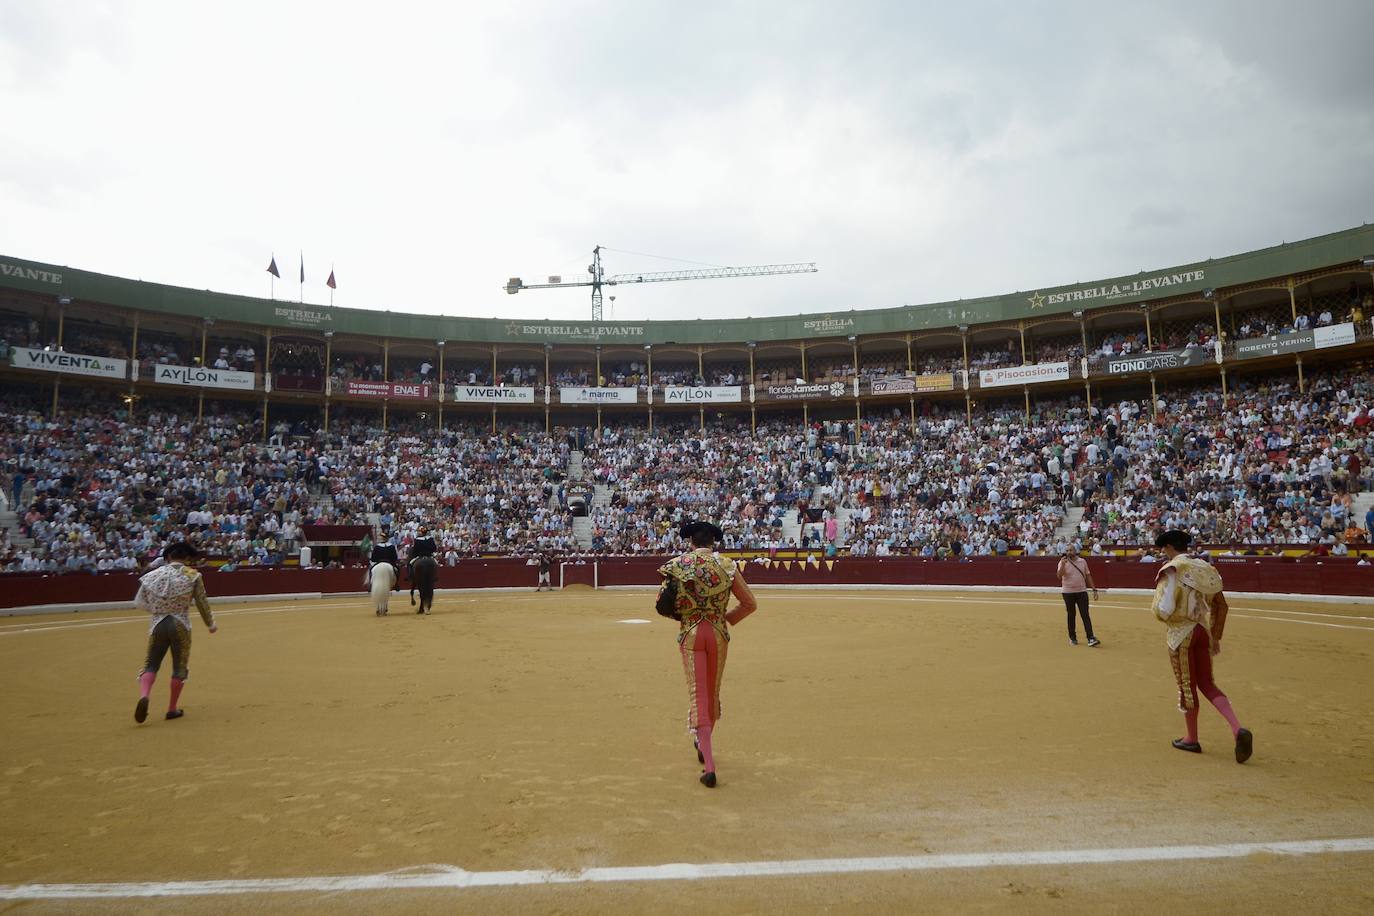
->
[9, 346, 127, 379]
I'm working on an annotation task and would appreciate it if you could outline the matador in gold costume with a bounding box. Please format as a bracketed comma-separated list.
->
[658, 521, 757, 788]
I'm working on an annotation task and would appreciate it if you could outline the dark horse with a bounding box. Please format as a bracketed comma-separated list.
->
[409, 556, 439, 615]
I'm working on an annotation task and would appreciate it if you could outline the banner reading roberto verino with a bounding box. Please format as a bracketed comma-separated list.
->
[450, 385, 536, 403]
[9, 346, 127, 379]
[978, 362, 1070, 388]
[153, 364, 257, 390]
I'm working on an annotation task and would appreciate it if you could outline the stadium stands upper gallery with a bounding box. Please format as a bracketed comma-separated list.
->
[1, 225, 1373, 592]
[1, 225, 1373, 424]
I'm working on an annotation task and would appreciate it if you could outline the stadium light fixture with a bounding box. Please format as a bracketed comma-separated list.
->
[323, 330, 334, 339]
[746, 340, 756, 349]
[1203, 288, 1215, 299]
[958, 325, 969, 333]
[847, 335, 857, 343]
[56, 296, 72, 306]
[643, 344, 652, 351]
[1361, 255, 1374, 267]
[435, 339, 445, 347]
[1072, 310, 1084, 319]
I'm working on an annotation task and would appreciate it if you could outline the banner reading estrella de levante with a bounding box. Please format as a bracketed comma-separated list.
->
[9, 346, 127, 379]
[978, 362, 1070, 388]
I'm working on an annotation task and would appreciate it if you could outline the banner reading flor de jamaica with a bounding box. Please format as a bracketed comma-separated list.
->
[662, 386, 743, 404]
[153, 364, 257, 390]
[1105, 348, 1210, 375]
[766, 382, 848, 401]
[977, 361, 1070, 388]
[560, 386, 639, 404]
[9, 346, 127, 379]
[450, 385, 536, 404]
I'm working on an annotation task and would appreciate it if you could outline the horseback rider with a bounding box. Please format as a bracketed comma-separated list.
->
[369, 530, 401, 591]
[408, 526, 437, 580]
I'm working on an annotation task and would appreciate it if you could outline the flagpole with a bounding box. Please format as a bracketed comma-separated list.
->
[299, 251, 304, 304]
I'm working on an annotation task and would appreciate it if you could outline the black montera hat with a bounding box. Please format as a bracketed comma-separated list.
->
[679, 520, 725, 543]
[163, 541, 203, 560]
[1154, 529, 1192, 550]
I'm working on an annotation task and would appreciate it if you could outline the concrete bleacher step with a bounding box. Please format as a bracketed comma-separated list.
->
[568, 450, 585, 482]
[571, 515, 594, 548]
[591, 484, 613, 508]
[1351, 490, 1374, 527]
[1054, 506, 1085, 544]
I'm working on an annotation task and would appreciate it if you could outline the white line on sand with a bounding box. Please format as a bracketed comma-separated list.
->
[2, 837, 1371, 899]
[0, 602, 362, 636]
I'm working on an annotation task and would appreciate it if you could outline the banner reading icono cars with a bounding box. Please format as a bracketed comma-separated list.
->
[560, 386, 638, 404]
[662, 386, 742, 403]
[9, 346, 127, 379]
[1105, 348, 1209, 375]
[977, 362, 1070, 388]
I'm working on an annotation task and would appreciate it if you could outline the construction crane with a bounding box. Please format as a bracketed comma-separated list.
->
[504, 246, 818, 321]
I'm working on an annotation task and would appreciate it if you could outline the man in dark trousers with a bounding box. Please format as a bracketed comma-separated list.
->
[537, 551, 554, 591]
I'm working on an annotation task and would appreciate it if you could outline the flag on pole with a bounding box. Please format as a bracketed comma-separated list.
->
[266, 256, 280, 277]
[299, 254, 305, 284]
[326, 270, 336, 289]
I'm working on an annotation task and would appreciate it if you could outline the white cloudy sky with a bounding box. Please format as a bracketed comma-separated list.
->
[2, 0, 1372, 324]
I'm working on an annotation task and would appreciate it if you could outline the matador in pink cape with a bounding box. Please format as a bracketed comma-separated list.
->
[1150, 529, 1252, 763]
[659, 521, 757, 788]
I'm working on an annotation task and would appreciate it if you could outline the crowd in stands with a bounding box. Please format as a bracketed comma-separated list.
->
[3, 356, 1373, 573]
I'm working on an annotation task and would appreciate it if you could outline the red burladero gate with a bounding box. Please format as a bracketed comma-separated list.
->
[1, 556, 1371, 610]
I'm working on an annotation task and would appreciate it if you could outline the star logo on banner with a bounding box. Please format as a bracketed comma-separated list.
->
[504, 322, 523, 336]
[1027, 292, 1046, 309]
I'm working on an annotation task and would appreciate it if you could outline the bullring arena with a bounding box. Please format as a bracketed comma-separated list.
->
[3, 226, 1374, 913]
[1, 582, 1372, 914]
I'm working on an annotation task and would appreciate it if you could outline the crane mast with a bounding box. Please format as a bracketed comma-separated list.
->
[505, 246, 817, 320]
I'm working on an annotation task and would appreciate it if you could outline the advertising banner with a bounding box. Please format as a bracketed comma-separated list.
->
[153, 364, 257, 390]
[559, 386, 638, 404]
[450, 385, 536, 404]
[1105, 348, 1210, 375]
[343, 380, 434, 398]
[977, 361, 1070, 388]
[662, 385, 743, 404]
[1234, 331, 1314, 360]
[765, 382, 848, 401]
[1313, 322, 1356, 350]
[9, 346, 127, 380]
[869, 374, 956, 394]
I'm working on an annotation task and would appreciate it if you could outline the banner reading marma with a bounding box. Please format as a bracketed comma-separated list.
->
[1105, 348, 1209, 375]
[560, 386, 638, 404]
[662, 386, 742, 404]
[9, 346, 127, 379]
[450, 385, 536, 403]
[153, 364, 256, 390]
[978, 362, 1070, 388]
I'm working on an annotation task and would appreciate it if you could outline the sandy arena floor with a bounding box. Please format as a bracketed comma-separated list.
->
[1, 586, 1372, 914]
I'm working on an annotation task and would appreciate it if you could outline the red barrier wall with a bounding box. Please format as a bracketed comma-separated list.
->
[2, 556, 1371, 610]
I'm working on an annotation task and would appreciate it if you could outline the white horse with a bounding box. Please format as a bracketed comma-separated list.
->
[367, 562, 397, 615]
